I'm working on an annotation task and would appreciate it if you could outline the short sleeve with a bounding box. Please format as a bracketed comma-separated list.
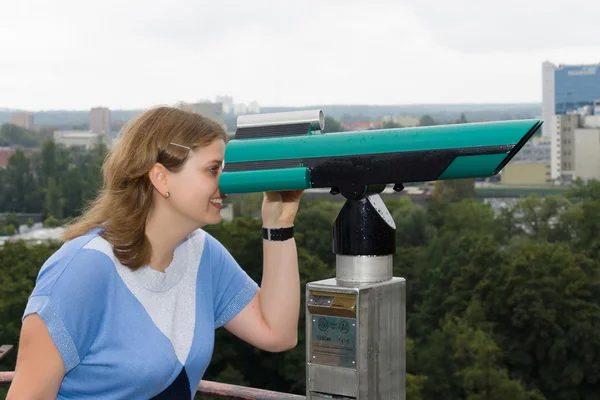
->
[22, 248, 113, 373]
[207, 234, 259, 328]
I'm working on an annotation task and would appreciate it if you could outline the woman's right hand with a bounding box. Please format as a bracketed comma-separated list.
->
[6, 314, 65, 400]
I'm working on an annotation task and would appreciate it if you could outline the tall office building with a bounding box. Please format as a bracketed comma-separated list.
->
[551, 114, 578, 180]
[542, 62, 600, 137]
[11, 112, 35, 130]
[541, 62, 556, 138]
[90, 107, 111, 134]
[550, 114, 600, 182]
[543, 62, 600, 182]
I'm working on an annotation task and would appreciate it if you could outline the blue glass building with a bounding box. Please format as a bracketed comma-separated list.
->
[555, 64, 600, 114]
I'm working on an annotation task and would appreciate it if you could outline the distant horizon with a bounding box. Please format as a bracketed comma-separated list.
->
[1, 101, 542, 113]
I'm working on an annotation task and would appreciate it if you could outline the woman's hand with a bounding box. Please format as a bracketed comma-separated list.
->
[261, 190, 304, 228]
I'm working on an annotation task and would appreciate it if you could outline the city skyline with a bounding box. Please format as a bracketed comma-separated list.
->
[0, 100, 543, 113]
[2, 0, 599, 110]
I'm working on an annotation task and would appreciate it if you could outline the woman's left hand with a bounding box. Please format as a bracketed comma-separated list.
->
[261, 190, 304, 228]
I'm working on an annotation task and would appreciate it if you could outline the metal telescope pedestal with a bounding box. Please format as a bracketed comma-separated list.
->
[305, 192, 406, 400]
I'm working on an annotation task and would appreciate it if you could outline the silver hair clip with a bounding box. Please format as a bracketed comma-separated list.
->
[168, 142, 191, 150]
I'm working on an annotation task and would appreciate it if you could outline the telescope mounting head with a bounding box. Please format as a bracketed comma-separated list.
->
[330, 183, 405, 200]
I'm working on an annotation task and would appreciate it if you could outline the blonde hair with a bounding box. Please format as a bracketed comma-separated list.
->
[62, 106, 228, 270]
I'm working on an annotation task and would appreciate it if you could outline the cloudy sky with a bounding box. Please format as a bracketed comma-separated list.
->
[1, 0, 599, 110]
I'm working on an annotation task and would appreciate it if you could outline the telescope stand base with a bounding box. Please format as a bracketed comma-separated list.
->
[305, 277, 406, 400]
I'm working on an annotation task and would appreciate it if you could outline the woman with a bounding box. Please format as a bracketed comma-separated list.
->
[7, 106, 303, 399]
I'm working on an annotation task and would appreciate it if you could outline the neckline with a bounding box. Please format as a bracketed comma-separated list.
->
[134, 238, 190, 293]
[93, 227, 191, 293]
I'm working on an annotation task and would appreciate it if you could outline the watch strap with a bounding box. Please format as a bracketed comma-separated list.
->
[262, 226, 294, 241]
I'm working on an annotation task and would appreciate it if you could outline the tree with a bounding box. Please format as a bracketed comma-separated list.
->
[566, 178, 600, 202]
[0, 142, 109, 217]
[61, 167, 85, 217]
[45, 177, 63, 219]
[4, 150, 38, 212]
[438, 199, 501, 238]
[410, 230, 504, 339]
[5, 212, 19, 229]
[0, 241, 60, 371]
[40, 139, 58, 186]
[1, 224, 16, 236]
[447, 316, 546, 400]
[0, 123, 41, 148]
[212, 364, 249, 387]
[477, 241, 600, 400]
[230, 193, 263, 219]
[82, 143, 108, 203]
[503, 194, 572, 242]
[415, 314, 546, 400]
[406, 338, 427, 400]
[433, 179, 477, 202]
[419, 115, 437, 126]
[406, 374, 427, 400]
[415, 322, 464, 399]
[293, 197, 342, 267]
[572, 200, 600, 260]
[382, 120, 403, 129]
[0, 168, 6, 210]
[559, 180, 600, 260]
[388, 196, 437, 247]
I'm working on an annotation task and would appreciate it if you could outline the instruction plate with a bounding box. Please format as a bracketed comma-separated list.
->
[309, 315, 356, 369]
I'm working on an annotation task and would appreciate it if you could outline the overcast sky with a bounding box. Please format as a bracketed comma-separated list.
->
[1, 0, 599, 110]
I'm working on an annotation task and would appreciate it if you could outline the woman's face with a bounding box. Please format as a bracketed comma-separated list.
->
[166, 138, 227, 227]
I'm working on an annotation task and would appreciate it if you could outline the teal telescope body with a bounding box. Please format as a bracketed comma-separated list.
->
[220, 110, 542, 196]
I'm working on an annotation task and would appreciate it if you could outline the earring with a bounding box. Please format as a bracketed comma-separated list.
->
[164, 191, 170, 199]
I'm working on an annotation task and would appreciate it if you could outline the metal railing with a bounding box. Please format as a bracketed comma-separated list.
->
[0, 345, 12, 362]
[197, 381, 305, 399]
[0, 345, 305, 399]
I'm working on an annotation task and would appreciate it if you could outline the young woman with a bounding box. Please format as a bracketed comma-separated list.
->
[7, 106, 303, 399]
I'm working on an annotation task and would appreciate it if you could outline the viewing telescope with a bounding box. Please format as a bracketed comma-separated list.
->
[219, 109, 541, 400]
[219, 109, 543, 198]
